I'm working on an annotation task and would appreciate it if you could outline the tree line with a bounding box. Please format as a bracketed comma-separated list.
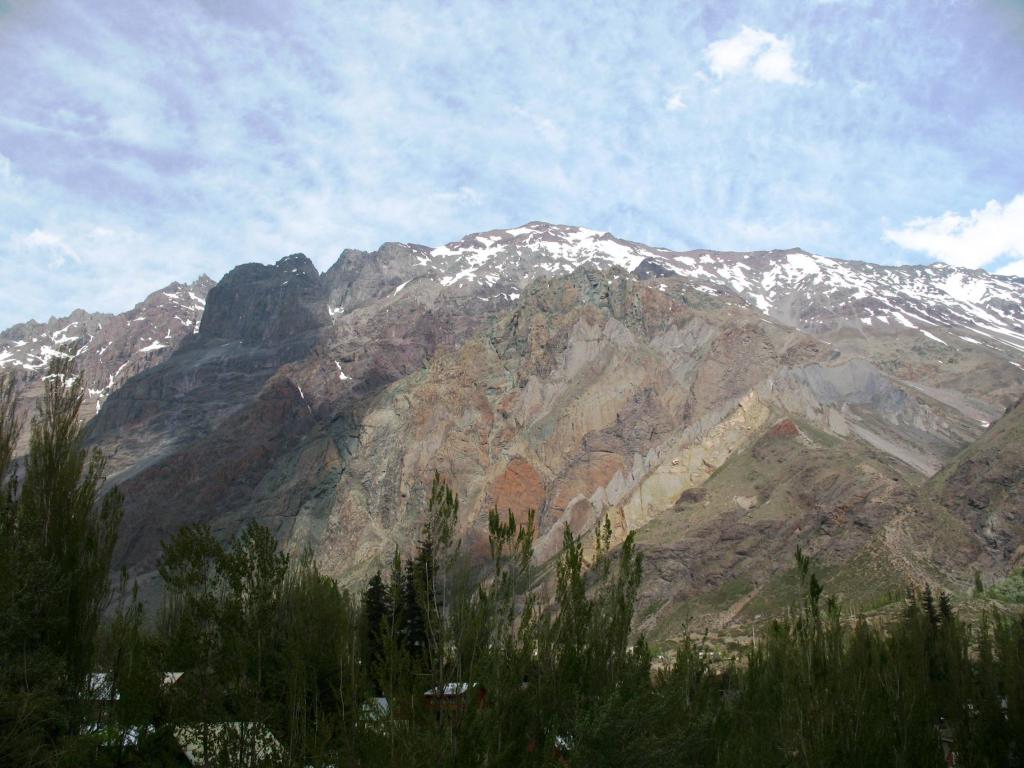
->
[1, 358, 1023, 766]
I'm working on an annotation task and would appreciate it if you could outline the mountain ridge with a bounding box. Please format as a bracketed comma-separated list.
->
[0, 274, 215, 451]
[3, 222, 1023, 633]
[7, 222, 1021, 368]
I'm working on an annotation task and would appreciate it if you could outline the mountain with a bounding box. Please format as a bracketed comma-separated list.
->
[928, 393, 1024, 567]
[0, 275, 215, 450]
[396, 221, 1024, 358]
[7, 223, 1024, 632]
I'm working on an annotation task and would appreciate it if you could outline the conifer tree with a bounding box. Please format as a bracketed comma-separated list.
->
[400, 557, 428, 660]
[363, 570, 390, 691]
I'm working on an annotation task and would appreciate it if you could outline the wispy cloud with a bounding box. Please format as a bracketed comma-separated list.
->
[884, 194, 1024, 271]
[704, 26, 806, 85]
[664, 92, 687, 112]
[19, 229, 80, 268]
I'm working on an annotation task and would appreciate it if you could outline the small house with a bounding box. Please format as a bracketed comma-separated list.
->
[423, 682, 486, 714]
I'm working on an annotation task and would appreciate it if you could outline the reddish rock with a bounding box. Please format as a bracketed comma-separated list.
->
[548, 453, 627, 521]
[488, 457, 546, 527]
[768, 418, 800, 439]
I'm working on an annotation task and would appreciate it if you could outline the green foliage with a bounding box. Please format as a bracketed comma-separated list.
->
[0, 354, 124, 766]
[150, 520, 364, 765]
[988, 569, 1024, 604]
[363, 569, 391, 692]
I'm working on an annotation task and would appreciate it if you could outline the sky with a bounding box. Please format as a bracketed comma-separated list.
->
[1, 0, 1023, 328]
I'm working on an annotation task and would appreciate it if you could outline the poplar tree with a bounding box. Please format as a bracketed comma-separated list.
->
[0, 353, 124, 763]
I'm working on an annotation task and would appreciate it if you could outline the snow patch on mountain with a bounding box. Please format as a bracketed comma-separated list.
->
[413, 222, 1023, 358]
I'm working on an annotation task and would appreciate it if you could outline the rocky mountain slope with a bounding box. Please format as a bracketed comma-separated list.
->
[928, 393, 1024, 568]
[407, 222, 1024, 357]
[6, 223, 1023, 632]
[0, 275, 214, 449]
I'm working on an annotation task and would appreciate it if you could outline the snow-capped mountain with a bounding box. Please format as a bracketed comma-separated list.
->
[405, 222, 1024, 358]
[5, 222, 1023, 410]
[5, 222, 1022, 438]
[0, 220, 1010, 621]
[0, 275, 214, 427]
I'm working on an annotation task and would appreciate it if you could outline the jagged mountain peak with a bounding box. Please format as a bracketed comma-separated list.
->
[357, 223, 1023, 359]
[198, 255, 326, 345]
[0, 274, 216, 449]
[0, 274, 213, 374]
[275, 252, 320, 277]
[202, 223, 1019, 364]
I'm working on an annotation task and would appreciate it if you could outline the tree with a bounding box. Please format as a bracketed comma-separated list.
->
[18, 353, 123, 699]
[277, 551, 361, 764]
[400, 544, 430, 661]
[0, 353, 124, 763]
[363, 570, 391, 691]
[0, 372, 18, 522]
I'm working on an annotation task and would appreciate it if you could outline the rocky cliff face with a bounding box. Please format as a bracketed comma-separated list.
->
[928, 395, 1024, 568]
[200, 254, 327, 345]
[9, 222, 1023, 628]
[85, 255, 329, 480]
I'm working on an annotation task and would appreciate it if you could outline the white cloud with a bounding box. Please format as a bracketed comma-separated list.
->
[665, 92, 686, 111]
[509, 106, 567, 151]
[996, 259, 1024, 277]
[20, 228, 80, 268]
[850, 79, 874, 97]
[704, 26, 806, 85]
[0, 153, 10, 182]
[884, 194, 1024, 270]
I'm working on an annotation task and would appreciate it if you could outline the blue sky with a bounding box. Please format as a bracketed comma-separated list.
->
[1, 0, 1022, 327]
